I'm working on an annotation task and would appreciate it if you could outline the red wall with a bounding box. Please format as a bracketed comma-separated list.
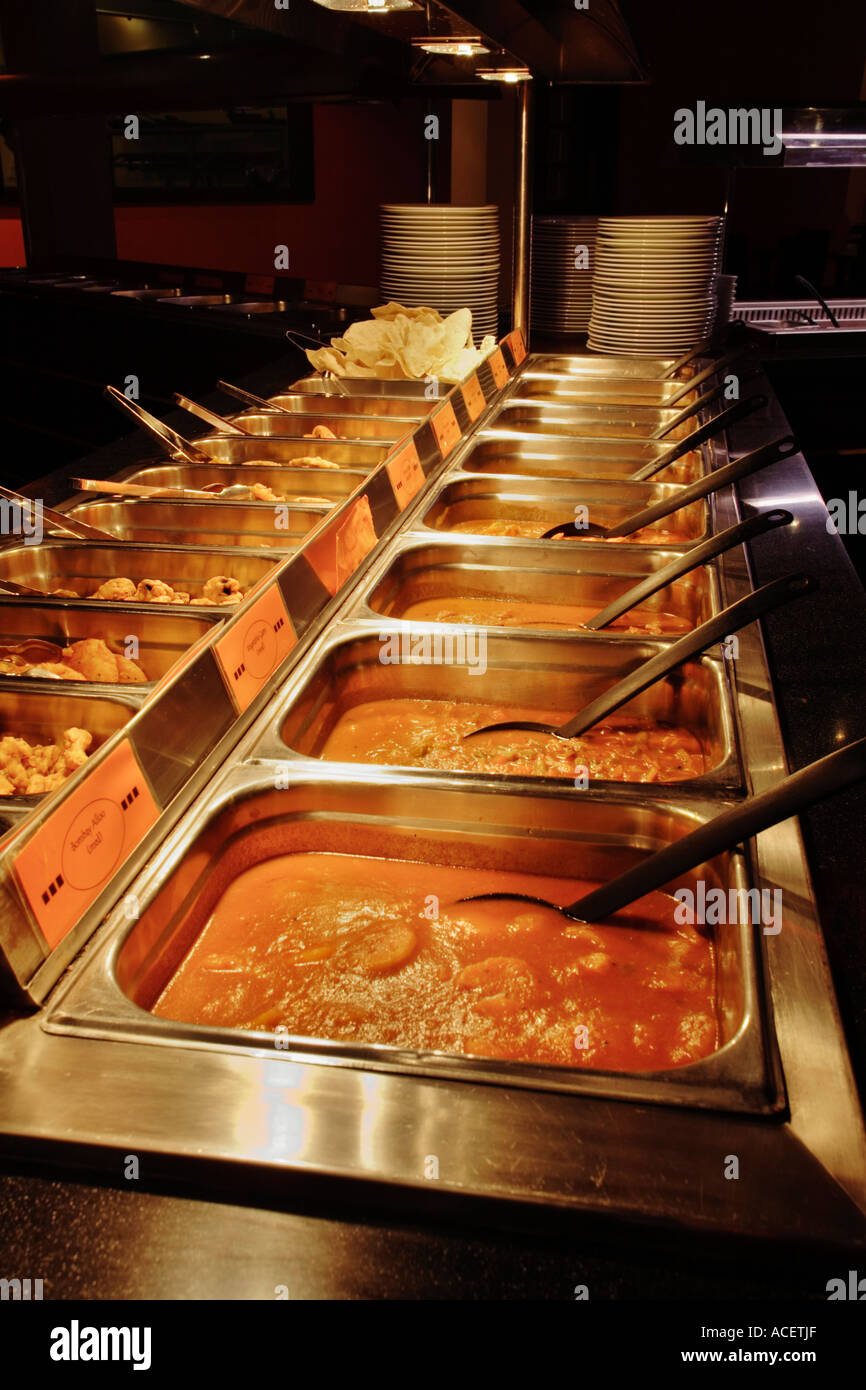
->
[115, 102, 428, 284]
[0, 210, 25, 266]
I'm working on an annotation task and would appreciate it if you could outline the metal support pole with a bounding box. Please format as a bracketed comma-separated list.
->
[512, 82, 533, 339]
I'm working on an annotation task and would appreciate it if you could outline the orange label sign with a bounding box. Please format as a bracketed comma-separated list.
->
[431, 400, 461, 458]
[336, 496, 378, 588]
[148, 626, 216, 700]
[386, 438, 425, 511]
[304, 523, 338, 596]
[214, 583, 297, 712]
[507, 328, 527, 364]
[489, 348, 509, 390]
[462, 374, 487, 422]
[14, 741, 160, 950]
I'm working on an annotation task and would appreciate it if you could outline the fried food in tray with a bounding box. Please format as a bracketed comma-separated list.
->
[0, 727, 92, 795]
[320, 701, 705, 783]
[0, 637, 147, 683]
[49, 575, 245, 607]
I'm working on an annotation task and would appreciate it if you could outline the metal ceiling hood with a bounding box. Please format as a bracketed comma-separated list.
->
[436, 0, 647, 82]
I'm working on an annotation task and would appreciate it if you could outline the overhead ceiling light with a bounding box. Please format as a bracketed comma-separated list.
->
[477, 69, 532, 84]
[413, 37, 490, 57]
[310, 0, 418, 12]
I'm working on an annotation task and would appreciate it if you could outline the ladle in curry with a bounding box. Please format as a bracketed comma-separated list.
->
[586, 507, 793, 631]
[460, 733, 866, 924]
[104, 386, 211, 464]
[463, 572, 815, 744]
[540, 432, 793, 541]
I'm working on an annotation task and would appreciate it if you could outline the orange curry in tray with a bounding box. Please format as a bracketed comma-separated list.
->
[154, 855, 717, 1072]
[320, 702, 706, 783]
[399, 595, 692, 635]
[445, 518, 691, 545]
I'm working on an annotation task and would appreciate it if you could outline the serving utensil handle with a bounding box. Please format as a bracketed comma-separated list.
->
[567, 735, 866, 924]
[632, 393, 767, 481]
[585, 508, 794, 631]
[608, 432, 795, 538]
[104, 385, 210, 464]
[559, 572, 816, 740]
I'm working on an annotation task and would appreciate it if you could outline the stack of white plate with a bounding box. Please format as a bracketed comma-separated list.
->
[531, 216, 598, 333]
[588, 215, 723, 355]
[380, 204, 500, 341]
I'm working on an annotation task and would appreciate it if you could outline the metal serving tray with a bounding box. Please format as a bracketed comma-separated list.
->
[265, 393, 434, 421]
[417, 476, 706, 547]
[257, 628, 740, 793]
[289, 375, 435, 399]
[45, 771, 778, 1115]
[495, 399, 693, 441]
[211, 412, 412, 443]
[116, 463, 366, 501]
[60, 500, 330, 550]
[527, 353, 687, 378]
[474, 431, 703, 483]
[514, 372, 698, 407]
[0, 686, 141, 810]
[167, 436, 390, 469]
[0, 599, 219, 684]
[357, 537, 716, 637]
[0, 542, 278, 610]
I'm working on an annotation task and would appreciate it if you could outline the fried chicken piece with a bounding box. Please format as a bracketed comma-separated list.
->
[292, 455, 340, 470]
[133, 578, 180, 604]
[52, 587, 81, 599]
[114, 654, 148, 685]
[61, 638, 147, 684]
[250, 483, 281, 502]
[190, 575, 244, 607]
[92, 578, 137, 601]
[305, 425, 338, 440]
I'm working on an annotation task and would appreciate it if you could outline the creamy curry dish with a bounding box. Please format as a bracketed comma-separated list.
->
[446, 518, 690, 545]
[320, 702, 706, 783]
[399, 596, 692, 635]
[0, 727, 92, 794]
[153, 854, 717, 1072]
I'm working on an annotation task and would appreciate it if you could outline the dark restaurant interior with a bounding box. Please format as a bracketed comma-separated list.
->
[0, 0, 865, 1323]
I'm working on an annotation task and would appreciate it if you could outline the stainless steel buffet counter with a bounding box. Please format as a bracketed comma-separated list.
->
[0, 337, 864, 1256]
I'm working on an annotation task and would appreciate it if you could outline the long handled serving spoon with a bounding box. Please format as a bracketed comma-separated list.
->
[462, 572, 815, 744]
[629, 393, 768, 483]
[540, 434, 796, 540]
[661, 340, 712, 379]
[663, 347, 746, 409]
[460, 734, 866, 922]
[104, 386, 211, 464]
[585, 508, 793, 630]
